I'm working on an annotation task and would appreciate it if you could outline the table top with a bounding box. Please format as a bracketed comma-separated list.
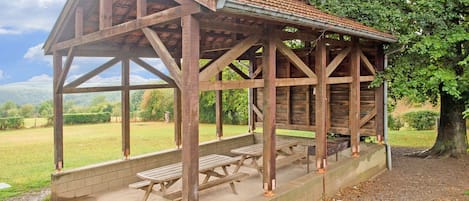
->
[230, 140, 299, 156]
[137, 154, 238, 183]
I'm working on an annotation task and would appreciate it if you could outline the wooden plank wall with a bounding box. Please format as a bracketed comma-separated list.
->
[255, 49, 378, 136]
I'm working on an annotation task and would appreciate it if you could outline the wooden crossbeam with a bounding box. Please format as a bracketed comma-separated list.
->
[359, 49, 377, 75]
[63, 84, 173, 94]
[52, 5, 200, 51]
[360, 76, 375, 82]
[65, 57, 120, 88]
[252, 104, 264, 121]
[275, 38, 317, 79]
[251, 64, 263, 79]
[199, 78, 316, 91]
[142, 27, 182, 88]
[199, 35, 261, 81]
[360, 108, 377, 128]
[326, 47, 351, 77]
[131, 57, 176, 86]
[228, 63, 250, 80]
[56, 47, 75, 94]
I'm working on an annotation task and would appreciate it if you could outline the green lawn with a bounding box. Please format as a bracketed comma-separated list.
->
[0, 123, 467, 200]
[0, 122, 247, 200]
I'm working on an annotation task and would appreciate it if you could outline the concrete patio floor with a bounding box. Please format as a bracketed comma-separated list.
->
[70, 144, 364, 201]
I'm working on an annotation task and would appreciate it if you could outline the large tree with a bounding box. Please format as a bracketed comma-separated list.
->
[311, 0, 468, 157]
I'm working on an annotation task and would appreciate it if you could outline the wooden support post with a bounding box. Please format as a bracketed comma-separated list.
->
[137, 0, 147, 18]
[174, 59, 182, 148]
[216, 72, 223, 139]
[53, 53, 64, 172]
[315, 38, 328, 173]
[286, 63, 291, 125]
[99, 0, 112, 30]
[262, 29, 276, 196]
[375, 46, 385, 143]
[181, 15, 200, 201]
[122, 58, 130, 159]
[248, 50, 257, 133]
[75, 7, 83, 38]
[350, 38, 361, 157]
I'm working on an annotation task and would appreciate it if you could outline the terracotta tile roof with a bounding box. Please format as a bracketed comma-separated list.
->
[222, 0, 397, 42]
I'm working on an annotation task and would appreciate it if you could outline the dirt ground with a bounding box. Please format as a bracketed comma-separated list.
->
[329, 147, 469, 201]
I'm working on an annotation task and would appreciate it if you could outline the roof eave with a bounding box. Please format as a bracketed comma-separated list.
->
[43, 0, 78, 55]
[218, 0, 398, 43]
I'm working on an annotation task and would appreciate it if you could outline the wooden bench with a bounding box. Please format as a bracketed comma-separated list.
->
[129, 154, 245, 201]
[306, 139, 350, 173]
[230, 139, 301, 174]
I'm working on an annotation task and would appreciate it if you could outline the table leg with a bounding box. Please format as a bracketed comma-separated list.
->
[142, 182, 155, 201]
[233, 155, 246, 173]
[222, 166, 238, 194]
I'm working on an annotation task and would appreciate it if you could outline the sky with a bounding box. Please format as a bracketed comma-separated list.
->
[0, 0, 163, 87]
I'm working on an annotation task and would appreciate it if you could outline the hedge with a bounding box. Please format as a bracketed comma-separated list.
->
[403, 110, 439, 130]
[63, 113, 111, 125]
[388, 114, 403, 131]
[0, 117, 24, 130]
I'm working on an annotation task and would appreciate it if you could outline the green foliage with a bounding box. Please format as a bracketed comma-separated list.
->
[199, 66, 248, 125]
[38, 101, 53, 118]
[140, 89, 173, 121]
[388, 114, 403, 131]
[19, 104, 35, 118]
[62, 113, 111, 125]
[465, 190, 469, 196]
[403, 110, 439, 130]
[0, 117, 24, 130]
[0, 101, 19, 117]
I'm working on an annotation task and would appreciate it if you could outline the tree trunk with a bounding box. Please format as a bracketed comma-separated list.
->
[412, 91, 468, 158]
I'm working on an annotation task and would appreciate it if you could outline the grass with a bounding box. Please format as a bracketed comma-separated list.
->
[0, 122, 468, 200]
[0, 122, 247, 200]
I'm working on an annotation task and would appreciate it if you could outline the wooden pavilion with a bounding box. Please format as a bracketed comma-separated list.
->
[44, 0, 396, 200]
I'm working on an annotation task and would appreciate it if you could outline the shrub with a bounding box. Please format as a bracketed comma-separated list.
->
[403, 110, 439, 130]
[63, 113, 111, 125]
[0, 117, 24, 130]
[388, 114, 403, 131]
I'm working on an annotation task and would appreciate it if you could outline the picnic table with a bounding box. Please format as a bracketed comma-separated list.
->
[230, 139, 303, 174]
[130, 154, 248, 201]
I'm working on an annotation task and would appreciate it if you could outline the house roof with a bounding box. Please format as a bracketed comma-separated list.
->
[217, 0, 397, 43]
[44, 0, 397, 55]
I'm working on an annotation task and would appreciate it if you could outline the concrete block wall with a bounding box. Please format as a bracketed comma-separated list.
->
[51, 133, 255, 201]
[255, 143, 386, 201]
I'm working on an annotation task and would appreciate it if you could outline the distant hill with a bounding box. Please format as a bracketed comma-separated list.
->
[0, 81, 121, 106]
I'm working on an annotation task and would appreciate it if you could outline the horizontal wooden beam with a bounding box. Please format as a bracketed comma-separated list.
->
[360, 75, 375, 82]
[63, 84, 173, 94]
[142, 27, 182, 88]
[275, 38, 317, 79]
[52, 5, 200, 51]
[199, 78, 316, 91]
[199, 34, 260, 81]
[65, 57, 120, 88]
[326, 47, 351, 77]
[131, 57, 177, 86]
[328, 76, 352, 84]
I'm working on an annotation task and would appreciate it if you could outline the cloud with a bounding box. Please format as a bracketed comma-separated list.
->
[28, 74, 53, 82]
[0, 0, 65, 34]
[0, 70, 4, 80]
[24, 43, 49, 61]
